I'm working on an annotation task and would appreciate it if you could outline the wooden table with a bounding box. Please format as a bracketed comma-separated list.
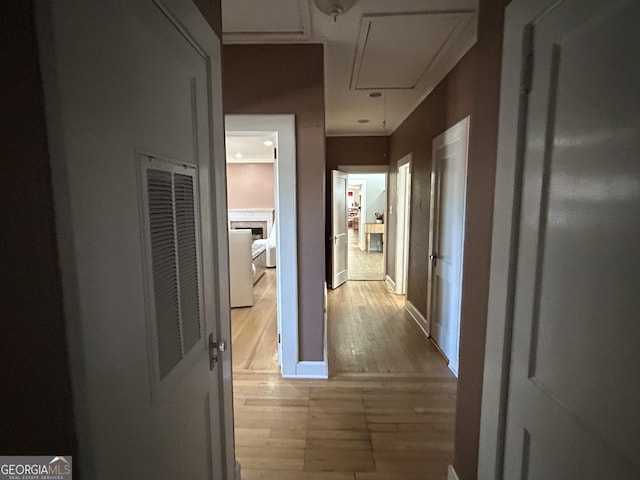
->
[364, 223, 384, 252]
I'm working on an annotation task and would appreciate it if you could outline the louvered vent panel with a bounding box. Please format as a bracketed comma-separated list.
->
[147, 169, 182, 378]
[174, 173, 201, 353]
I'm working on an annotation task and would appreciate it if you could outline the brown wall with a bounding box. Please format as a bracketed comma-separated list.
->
[227, 163, 275, 209]
[454, 0, 510, 478]
[1, 0, 78, 464]
[326, 136, 389, 170]
[387, 49, 477, 315]
[223, 44, 326, 361]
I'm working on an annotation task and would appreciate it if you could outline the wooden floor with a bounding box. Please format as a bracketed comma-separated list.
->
[232, 270, 457, 480]
[348, 228, 384, 281]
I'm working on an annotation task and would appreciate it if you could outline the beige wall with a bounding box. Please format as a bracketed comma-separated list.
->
[222, 44, 326, 361]
[227, 163, 275, 209]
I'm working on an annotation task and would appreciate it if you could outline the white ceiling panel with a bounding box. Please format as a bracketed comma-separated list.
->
[351, 13, 467, 90]
[222, 0, 310, 43]
[226, 133, 277, 163]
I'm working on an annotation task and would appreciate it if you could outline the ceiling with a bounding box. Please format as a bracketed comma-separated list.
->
[225, 133, 277, 163]
[221, 0, 478, 136]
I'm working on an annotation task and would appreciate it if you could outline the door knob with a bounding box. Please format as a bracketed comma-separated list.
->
[430, 254, 438, 260]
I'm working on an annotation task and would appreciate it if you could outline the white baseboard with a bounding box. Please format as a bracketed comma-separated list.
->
[282, 361, 328, 379]
[385, 274, 396, 293]
[405, 300, 429, 338]
[448, 464, 460, 480]
[448, 360, 459, 377]
[323, 282, 328, 374]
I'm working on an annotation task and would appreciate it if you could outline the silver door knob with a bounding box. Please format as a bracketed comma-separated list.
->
[430, 254, 438, 260]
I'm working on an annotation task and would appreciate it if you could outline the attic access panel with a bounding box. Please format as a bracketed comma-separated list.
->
[350, 12, 475, 91]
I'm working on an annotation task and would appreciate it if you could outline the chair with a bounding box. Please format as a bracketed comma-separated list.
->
[228, 229, 253, 307]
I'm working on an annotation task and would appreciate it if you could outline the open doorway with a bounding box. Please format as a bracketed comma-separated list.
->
[225, 131, 278, 373]
[346, 173, 386, 281]
[224, 115, 299, 377]
[393, 155, 412, 295]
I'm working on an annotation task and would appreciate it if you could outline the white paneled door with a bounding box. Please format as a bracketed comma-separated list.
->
[427, 117, 470, 376]
[481, 0, 640, 478]
[37, 0, 233, 478]
[331, 170, 349, 289]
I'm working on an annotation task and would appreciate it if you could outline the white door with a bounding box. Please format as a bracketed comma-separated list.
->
[37, 0, 232, 478]
[395, 159, 412, 294]
[331, 170, 348, 288]
[427, 117, 470, 375]
[482, 0, 640, 478]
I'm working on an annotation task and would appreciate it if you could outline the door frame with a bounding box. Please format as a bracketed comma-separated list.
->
[477, 1, 549, 477]
[338, 165, 389, 278]
[426, 116, 470, 376]
[331, 170, 349, 288]
[395, 155, 412, 295]
[224, 115, 299, 378]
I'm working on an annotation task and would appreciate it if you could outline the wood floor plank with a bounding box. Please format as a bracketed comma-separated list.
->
[232, 269, 457, 480]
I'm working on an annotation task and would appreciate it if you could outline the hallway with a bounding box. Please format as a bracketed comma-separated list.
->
[232, 270, 457, 479]
[347, 228, 385, 281]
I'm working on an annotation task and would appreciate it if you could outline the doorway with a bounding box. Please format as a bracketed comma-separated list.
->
[224, 115, 299, 376]
[331, 166, 388, 284]
[347, 174, 386, 281]
[426, 116, 470, 376]
[394, 155, 412, 294]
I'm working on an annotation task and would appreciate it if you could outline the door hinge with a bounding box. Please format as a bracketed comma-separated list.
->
[278, 333, 281, 344]
[209, 333, 227, 370]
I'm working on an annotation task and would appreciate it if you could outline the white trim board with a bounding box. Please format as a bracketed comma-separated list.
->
[282, 361, 328, 379]
[448, 465, 460, 480]
[225, 115, 298, 378]
[385, 274, 396, 293]
[405, 300, 458, 377]
[338, 165, 389, 174]
[405, 300, 429, 337]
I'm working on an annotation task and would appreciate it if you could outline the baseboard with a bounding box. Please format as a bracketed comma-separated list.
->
[448, 360, 459, 378]
[448, 465, 460, 480]
[323, 282, 328, 374]
[405, 300, 429, 338]
[385, 274, 396, 293]
[282, 361, 328, 379]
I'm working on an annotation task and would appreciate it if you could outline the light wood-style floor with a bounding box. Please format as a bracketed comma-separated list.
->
[348, 228, 385, 281]
[231, 270, 457, 480]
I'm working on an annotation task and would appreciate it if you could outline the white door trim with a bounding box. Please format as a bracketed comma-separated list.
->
[338, 165, 389, 272]
[225, 115, 299, 378]
[331, 170, 349, 289]
[395, 155, 412, 294]
[477, 1, 554, 478]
